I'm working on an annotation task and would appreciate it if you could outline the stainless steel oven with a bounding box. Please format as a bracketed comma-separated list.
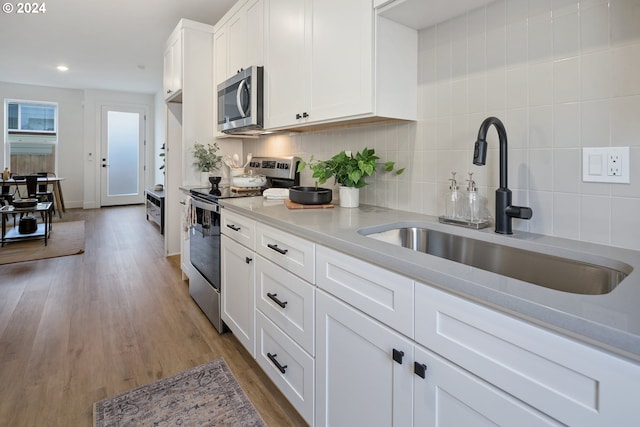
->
[188, 156, 299, 334]
[189, 196, 224, 333]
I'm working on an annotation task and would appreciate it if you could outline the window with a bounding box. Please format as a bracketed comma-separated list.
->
[4, 100, 58, 174]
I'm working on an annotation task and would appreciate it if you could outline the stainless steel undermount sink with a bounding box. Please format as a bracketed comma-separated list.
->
[360, 226, 631, 295]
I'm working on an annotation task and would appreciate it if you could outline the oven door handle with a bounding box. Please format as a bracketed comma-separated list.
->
[190, 198, 220, 213]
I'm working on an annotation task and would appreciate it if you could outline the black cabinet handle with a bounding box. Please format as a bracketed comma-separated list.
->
[267, 353, 287, 374]
[392, 348, 404, 364]
[302, 112, 309, 118]
[296, 113, 302, 119]
[267, 292, 288, 308]
[226, 224, 240, 231]
[267, 243, 288, 255]
[245, 257, 252, 264]
[414, 362, 427, 379]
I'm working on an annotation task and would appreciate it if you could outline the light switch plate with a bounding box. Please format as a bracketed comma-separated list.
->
[582, 147, 630, 183]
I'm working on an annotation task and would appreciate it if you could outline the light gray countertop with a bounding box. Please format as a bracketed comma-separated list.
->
[221, 197, 640, 363]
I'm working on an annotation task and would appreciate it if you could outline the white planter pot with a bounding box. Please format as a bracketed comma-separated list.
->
[339, 186, 360, 208]
[200, 172, 210, 186]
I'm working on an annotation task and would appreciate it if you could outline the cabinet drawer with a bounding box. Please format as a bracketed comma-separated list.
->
[256, 223, 315, 283]
[316, 245, 414, 338]
[415, 283, 640, 426]
[221, 209, 256, 250]
[256, 310, 314, 425]
[255, 255, 315, 355]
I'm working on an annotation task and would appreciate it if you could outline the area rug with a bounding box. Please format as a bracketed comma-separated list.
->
[0, 220, 85, 265]
[93, 358, 266, 427]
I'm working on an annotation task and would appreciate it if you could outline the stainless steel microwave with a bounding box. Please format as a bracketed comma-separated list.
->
[217, 66, 264, 135]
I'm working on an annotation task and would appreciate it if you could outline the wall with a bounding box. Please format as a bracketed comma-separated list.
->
[244, 0, 640, 251]
[0, 82, 84, 208]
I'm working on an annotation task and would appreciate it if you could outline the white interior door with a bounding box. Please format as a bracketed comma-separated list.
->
[100, 105, 146, 206]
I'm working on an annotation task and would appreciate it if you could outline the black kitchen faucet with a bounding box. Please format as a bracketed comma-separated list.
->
[473, 117, 533, 234]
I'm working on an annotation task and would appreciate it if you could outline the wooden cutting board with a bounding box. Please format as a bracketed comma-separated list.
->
[284, 199, 334, 209]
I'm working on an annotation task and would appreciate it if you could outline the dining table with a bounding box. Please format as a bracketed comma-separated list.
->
[0, 177, 66, 218]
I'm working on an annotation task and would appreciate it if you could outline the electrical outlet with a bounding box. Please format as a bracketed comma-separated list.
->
[583, 147, 630, 183]
[608, 153, 621, 176]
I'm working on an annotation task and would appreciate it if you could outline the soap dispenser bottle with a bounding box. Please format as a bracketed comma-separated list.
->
[465, 172, 479, 222]
[445, 172, 460, 219]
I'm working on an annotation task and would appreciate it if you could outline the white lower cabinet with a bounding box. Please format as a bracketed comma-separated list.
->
[315, 289, 413, 427]
[221, 235, 255, 357]
[415, 283, 640, 426]
[413, 345, 560, 426]
[256, 310, 315, 425]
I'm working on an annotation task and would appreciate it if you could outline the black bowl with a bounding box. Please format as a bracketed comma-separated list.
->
[289, 186, 332, 205]
[12, 198, 38, 208]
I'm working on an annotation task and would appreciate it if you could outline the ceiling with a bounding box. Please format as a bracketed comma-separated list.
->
[0, 0, 237, 94]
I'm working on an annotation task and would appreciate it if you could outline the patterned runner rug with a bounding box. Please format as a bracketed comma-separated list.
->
[93, 358, 266, 426]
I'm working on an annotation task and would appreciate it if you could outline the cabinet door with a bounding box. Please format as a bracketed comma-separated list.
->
[245, 0, 264, 68]
[309, 0, 373, 122]
[415, 284, 640, 426]
[316, 290, 413, 427]
[414, 345, 560, 426]
[227, 8, 247, 77]
[163, 31, 182, 100]
[265, 0, 310, 128]
[221, 235, 255, 357]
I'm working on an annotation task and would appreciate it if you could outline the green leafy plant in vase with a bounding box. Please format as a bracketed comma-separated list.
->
[192, 142, 223, 187]
[298, 147, 404, 207]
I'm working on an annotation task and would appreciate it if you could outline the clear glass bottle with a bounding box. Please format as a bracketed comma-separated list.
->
[445, 172, 460, 219]
[466, 172, 479, 222]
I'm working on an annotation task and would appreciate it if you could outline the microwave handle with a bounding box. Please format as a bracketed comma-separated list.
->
[236, 78, 248, 118]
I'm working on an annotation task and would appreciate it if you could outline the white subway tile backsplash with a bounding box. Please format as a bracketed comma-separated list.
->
[506, 66, 528, 109]
[553, 192, 581, 239]
[611, 95, 640, 146]
[610, 0, 640, 47]
[580, 2, 609, 53]
[580, 195, 611, 244]
[528, 61, 553, 106]
[553, 102, 581, 148]
[528, 12, 553, 63]
[529, 105, 554, 148]
[580, 99, 611, 147]
[249, 0, 640, 251]
[581, 50, 612, 100]
[553, 5, 580, 59]
[611, 44, 640, 97]
[611, 197, 640, 250]
[553, 57, 580, 103]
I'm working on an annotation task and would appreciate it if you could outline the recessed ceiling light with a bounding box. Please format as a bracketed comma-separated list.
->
[57, 65, 69, 72]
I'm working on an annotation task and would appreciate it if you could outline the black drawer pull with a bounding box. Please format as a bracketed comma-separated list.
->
[392, 348, 404, 364]
[267, 353, 287, 374]
[414, 362, 427, 379]
[226, 224, 240, 231]
[267, 243, 288, 255]
[267, 292, 288, 308]
[245, 257, 253, 264]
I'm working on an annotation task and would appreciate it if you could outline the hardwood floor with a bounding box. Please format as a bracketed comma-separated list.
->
[0, 205, 307, 427]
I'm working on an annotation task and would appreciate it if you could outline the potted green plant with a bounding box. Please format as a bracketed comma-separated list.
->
[298, 147, 404, 207]
[192, 142, 223, 186]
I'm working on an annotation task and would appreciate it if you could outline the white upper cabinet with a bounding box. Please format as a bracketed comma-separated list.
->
[163, 30, 183, 101]
[265, 0, 417, 131]
[214, 0, 265, 85]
